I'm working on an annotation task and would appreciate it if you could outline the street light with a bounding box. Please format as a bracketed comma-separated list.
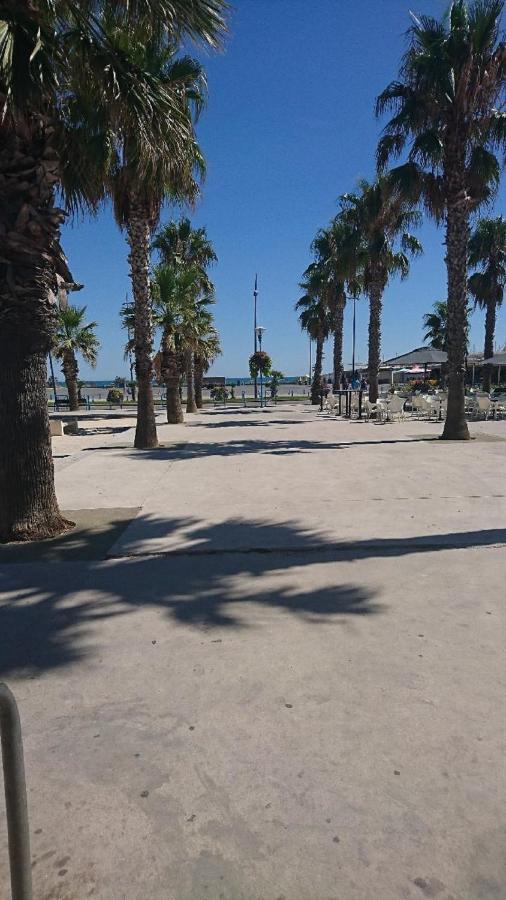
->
[255, 326, 266, 408]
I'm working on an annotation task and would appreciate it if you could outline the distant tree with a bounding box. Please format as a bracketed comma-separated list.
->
[339, 177, 422, 402]
[296, 266, 331, 404]
[468, 216, 506, 391]
[423, 301, 448, 352]
[53, 306, 99, 411]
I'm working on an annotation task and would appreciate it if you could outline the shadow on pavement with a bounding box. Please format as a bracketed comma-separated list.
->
[0, 515, 381, 677]
[1, 511, 505, 677]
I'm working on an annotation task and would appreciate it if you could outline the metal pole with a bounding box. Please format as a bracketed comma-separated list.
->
[253, 275, 258, 400]
[0, 684, 33, 900]
[258, 329, 262, 407]
[309, 338, 312, 386]
[352, 295, 356, 381]
[48, 352, 58, 410]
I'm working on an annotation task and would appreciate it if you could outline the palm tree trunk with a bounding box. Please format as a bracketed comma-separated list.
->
[195, 362, 204, 409]
[166, 376, 184, 424]
[186, 350, 197, 413]
[483, 299, 496, 393]
[442, 198, 470, 440]
[126, 200, 158, 449]
[0, 333, 74, 542]
[367, 284, 382, 403]
[161, 346, 184, 424]
[332, 294, 345, 391]
[311, 336, 323, 404]
[62, 349, 79, 411]
[0, 123, 73, 541]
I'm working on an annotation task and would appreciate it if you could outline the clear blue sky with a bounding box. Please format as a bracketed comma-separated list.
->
[61, 0, 505, 381]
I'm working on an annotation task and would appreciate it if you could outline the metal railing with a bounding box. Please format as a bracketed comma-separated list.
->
[0, 684, 33, 900]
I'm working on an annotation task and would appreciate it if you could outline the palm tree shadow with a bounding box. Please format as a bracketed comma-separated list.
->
[2, 512, 505, 678]
[0, 514, 380, 677]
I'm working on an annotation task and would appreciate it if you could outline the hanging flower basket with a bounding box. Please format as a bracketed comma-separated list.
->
[249, 351, 272, 378]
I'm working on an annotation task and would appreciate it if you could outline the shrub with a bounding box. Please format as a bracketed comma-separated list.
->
[210, 386, 229, 402]
[107, 388, 123, 404]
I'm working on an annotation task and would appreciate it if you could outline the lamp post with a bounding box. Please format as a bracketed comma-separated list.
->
[255, 326, 266, 408]
[253, 275, 258, 400]
[352, 294, 356, 382]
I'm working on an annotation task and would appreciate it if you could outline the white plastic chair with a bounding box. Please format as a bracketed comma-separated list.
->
[474, 396, 491, 420]
[412, 396, 432, 419]
[387, 394, 405, 421]
[323, 393, 337, 414]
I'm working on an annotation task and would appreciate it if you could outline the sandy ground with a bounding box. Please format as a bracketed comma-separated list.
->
[1, 404, 505, 899]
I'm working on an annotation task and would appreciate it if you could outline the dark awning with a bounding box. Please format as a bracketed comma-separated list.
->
[382, 346, 448, 366]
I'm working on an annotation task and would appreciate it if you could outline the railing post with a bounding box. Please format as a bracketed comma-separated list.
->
[0, 684, 33, 900]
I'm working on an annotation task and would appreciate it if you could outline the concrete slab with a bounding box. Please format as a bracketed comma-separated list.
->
[0, 509, 139, 563]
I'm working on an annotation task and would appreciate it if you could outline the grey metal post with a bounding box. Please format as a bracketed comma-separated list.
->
[48, 352, 58, 410]
[0, 683, 33, 900]
[253, 275, 258, 400]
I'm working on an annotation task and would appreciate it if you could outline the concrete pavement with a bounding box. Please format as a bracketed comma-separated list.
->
[1, 405, 505, 899]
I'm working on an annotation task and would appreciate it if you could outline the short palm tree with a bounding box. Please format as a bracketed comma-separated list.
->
[468, 216, 506, 391]
[153, 218, 217, 412]
[194, 325, 221, 408]
[53, 306, 100, 411]
[423, 301, 448, 351]
[296, 267, 332, 404]
[153, 218, 217, 274]
[340, 177, 422, 402]
[152, 263, 217, 423]
[0, 0, 226, 541]
[376, 0, 505, 438]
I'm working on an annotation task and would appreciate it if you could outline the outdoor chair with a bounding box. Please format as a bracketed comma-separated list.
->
[363, 398, 379, 421]
[411, 396, 432, 419]
[387, 394, 405, 421]
[474, 396, 492, 419]
[323, 393, 337, 414]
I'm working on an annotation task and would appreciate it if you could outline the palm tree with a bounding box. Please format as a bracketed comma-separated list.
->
[423, 301, 448, 351]
[376, 0, 505, 438]
[310, 224, 347, 392]
[340, 178, 422, 402]
[152, 263, 217, 423]
[53, 306, 100, 411]
[153, 218, 217, 273]
[153, 218, 217, 413]
[296, 267, 331, 404]
[194, 327, 221, 408]
[468, 216, 506, 391]
[108, 45, 207, 447]
[0, 0, 227, 541]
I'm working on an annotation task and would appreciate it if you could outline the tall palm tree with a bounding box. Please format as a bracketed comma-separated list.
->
[468, 216, 506, 391]
[0, 0, 227, 541]
[108, 44, 206, 447]
[53, 306, 100, 411]
[296, 267, 331, 404]
[340, 178, 422, 402]
[311, 224, 347, 392]
[376, 0, 505, 438]
[423, 301, 448, 351]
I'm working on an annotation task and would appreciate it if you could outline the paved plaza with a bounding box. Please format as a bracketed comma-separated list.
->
[1, 405, 505, 899]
